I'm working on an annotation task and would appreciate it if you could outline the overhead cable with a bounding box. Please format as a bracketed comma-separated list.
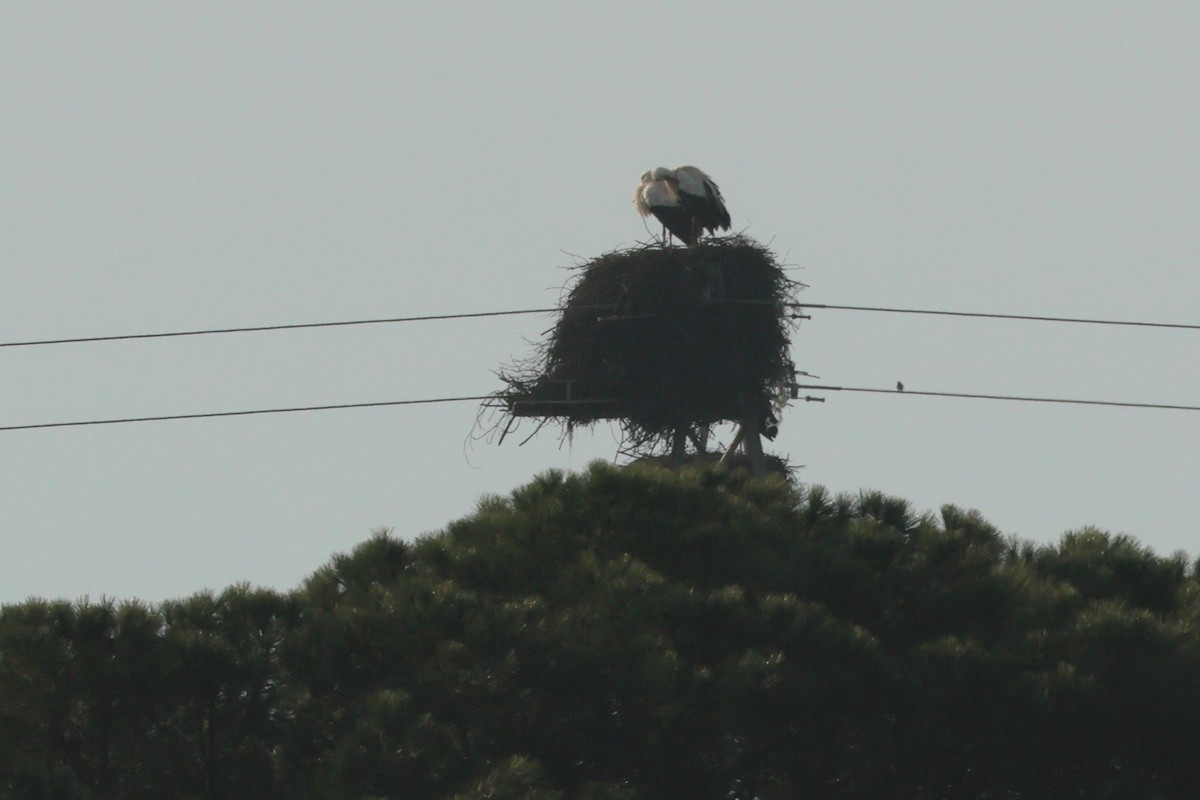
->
[4, 385, 1200, 434]
[0, 396, 491, 432]
[793, 384, 1200, 412]
[0, 310, 558, 349]
[792, 303, 1200, 331]
[1, 302, 1197, 351]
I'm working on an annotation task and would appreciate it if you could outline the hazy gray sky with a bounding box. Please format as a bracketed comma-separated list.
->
[2, 3, 1197, 604]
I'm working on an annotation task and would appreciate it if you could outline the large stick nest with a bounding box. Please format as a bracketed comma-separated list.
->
[492, 235, 803, 455]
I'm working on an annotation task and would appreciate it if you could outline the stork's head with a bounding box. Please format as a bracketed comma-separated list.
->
[650, 166, 674, 181]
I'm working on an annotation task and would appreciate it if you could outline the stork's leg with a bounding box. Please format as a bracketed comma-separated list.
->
[670, 428, 687, 467]
[719, 424, 746, 465]
[740, 416, 767, 478]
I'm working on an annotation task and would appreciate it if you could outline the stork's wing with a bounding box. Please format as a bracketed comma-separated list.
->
[651, 203, 696, 246]
[673, 166, 731, 233]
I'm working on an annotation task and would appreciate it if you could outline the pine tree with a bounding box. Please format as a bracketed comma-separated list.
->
[4, 462, 1200, 798]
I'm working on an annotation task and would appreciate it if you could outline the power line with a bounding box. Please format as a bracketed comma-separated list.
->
[4, 385, 1199, 434]
[792, 303, 1200, 331]
[0, 396, 491, 432]
[794, 384, 1200, 412]
[0, 310, 558, 349]
[2, 302, 1196, 351]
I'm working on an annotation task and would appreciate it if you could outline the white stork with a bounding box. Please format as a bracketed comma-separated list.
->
[672, 165, 731, 243]
[634, 168, 695, 246]
[634, 165, 731, 246]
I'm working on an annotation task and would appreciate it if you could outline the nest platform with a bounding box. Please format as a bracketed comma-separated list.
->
[493, 235, 802, 457]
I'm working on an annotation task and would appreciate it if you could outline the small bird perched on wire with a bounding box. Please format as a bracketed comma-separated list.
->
[634, 165, 731, 246]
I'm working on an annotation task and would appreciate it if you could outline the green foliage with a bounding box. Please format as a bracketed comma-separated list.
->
[3, 462, 1199, 798]
[450, 756, 562, 800]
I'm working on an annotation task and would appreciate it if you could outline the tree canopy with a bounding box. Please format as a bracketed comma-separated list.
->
[3, 463, 1199, 799]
